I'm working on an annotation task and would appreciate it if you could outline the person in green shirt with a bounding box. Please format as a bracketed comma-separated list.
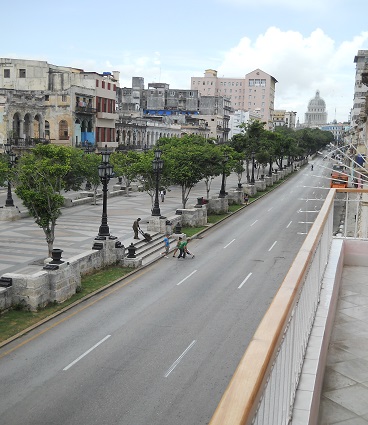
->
[177, 239, 188, 259]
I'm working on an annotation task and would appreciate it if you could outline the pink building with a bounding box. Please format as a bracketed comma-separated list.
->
[191, 69, 277, 130]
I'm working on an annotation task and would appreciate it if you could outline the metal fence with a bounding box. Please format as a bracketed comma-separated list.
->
[209, 190, 335, 425]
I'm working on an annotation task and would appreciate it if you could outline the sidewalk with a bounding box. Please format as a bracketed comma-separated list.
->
[0, 174, 241, 276]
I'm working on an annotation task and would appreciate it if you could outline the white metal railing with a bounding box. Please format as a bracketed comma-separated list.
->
[209, 190, 335, 425]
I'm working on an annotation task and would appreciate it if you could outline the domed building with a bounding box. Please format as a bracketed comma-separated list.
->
[304, 90, 328, 127]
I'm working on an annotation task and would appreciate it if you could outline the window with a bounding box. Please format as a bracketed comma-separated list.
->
[102, 81, 105, 89]
[4, 69, 10, 78]
[96, 80, 99, 87]
[249, 79, 254, 86]
[61, 94, 67, 102]
[108, 83, 111, 90]
[19, 69, 26, 78]
[59, 120, 69, 140]
[45, 95, 50, 101]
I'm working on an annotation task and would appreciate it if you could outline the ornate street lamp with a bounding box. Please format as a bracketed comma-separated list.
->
[96, 145, 115, 239]
[251, 151, 255, 184]
[4, 143, 17, 207]
[151, 148, 164, 216]
[219, 152, 229, 198]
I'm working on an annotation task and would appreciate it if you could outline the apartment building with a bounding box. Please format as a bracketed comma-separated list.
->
[116, 77, 234, 147]
[0, 58, 119, 150]
[190, 68, 277, 130]
[273, 110, 297, 129]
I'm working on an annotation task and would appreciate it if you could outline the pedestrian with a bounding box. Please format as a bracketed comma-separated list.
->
[160, 234, 170, 258]
[132, 218, 141, 239]
[177, 238, 188, 259]
[160, 190, 165, 202]
[184, 238, 195, 258]
[244, 193, 249, 205]
[172, 237, 182, 257]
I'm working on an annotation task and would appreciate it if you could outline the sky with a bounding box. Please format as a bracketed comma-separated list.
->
[2, 0, 368, 124]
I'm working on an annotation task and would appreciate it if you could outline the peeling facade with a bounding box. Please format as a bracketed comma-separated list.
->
[0, 58, 119, 150]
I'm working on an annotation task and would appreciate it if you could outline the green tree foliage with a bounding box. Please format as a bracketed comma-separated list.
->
[158, 135, 221, 208]
[13, 144, 88, 257]
[111, 150, 141, 196]
[0, 154, 9, 186]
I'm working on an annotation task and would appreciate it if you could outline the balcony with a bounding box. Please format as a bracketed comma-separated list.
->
[97, 111, 118, 120]
[209, 188, 368, 425]
[75, 105, 96, 114]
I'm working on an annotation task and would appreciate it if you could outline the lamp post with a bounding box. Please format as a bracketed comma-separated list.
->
[219, 152, 228, 198]
[151, 148, 163, 216]
[4, 143, 17, 207]
[251, 151, 255, 184]
[96, 145, 115, 239]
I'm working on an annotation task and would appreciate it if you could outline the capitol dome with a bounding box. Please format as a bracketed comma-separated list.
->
[304, 90, 327, 127]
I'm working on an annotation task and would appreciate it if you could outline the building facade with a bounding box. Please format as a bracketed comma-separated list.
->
[190, 68, 277, 130]
[116, 77, 233, 148]
[304, 90, 328, 127]
[272, 110, 297, 129]
[0, 58, 119, 150]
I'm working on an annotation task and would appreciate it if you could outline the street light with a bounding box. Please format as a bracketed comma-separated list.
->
[151, 148, 164, 216]
[96, 145, 115, 239]
[219, 152, 229, 198]
[4, 143, 17, 207]
[251, 151, 255, 184]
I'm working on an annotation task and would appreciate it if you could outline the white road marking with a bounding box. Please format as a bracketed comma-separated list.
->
[268, 241, 277, 252]
[224, 239, 235, 249]
[165, 340, 196, 377]
[286, 221, 292, 228]
[250, 220, 258, 226]
[238, 272, 252, 289]
[176, 270, 197, 286]
[63, 335, 111, 371]
[267, 207, 273, 212]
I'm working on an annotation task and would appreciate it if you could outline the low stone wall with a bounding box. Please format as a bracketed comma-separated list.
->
[0, 239, 125, 311]
[208, 198, 228, 214]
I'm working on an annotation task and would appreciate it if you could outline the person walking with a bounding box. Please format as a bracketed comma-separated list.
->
[172, 237, 182, 257]
[160, 190, 165, 202]
[244, 193, 249, 205]
[177, 238, 188, 259]
[184, 238, 195, 258]
[132, 218, 141, 239]
[160, 234, 170, 258]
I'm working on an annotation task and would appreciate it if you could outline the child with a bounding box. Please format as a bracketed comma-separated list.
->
[160, 234, 170, 258]
[172, 237, 182, 257]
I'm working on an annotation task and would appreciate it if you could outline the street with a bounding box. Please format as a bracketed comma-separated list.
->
[0, 160, 331, 425]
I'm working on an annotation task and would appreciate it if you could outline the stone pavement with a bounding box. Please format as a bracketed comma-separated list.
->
[317, 191, 368, 425]
[0, 174, 239, 276]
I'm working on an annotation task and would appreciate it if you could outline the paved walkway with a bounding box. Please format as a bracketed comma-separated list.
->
[0, 174, 239, 276]
[316, 192, 368, 424]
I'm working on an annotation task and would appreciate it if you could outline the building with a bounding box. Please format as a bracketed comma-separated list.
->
[116, 77, 234, 148]
[319, 121, 347, 146]
[228, 109, 262, 139]
[272, 110, 297, 129]
[0, 58, 119, 150]
[191, 68, 277, 130]
[304, 90, 328, 127]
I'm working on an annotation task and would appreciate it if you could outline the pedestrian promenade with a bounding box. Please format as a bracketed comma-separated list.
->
[0, 175, 235, 276]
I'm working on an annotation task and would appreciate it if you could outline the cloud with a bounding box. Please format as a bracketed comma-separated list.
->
[217, 27, 368, 122]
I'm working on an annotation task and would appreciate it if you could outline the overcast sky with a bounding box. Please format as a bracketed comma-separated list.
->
[2, 0, 368, 123]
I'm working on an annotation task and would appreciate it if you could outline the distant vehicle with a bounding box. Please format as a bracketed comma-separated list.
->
[330, 164, 348, 188]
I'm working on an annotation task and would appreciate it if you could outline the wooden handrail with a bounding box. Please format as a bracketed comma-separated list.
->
[209, 190, 336, 425]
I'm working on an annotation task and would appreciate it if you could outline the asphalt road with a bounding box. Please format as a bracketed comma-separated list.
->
[0, 159, 331, 425]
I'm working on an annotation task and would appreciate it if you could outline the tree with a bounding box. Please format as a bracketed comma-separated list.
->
[110, 150, 141, 196]
[0, 154, 9, 187]
[158, 135, 216, 208]
[13, 144, 87, 257]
